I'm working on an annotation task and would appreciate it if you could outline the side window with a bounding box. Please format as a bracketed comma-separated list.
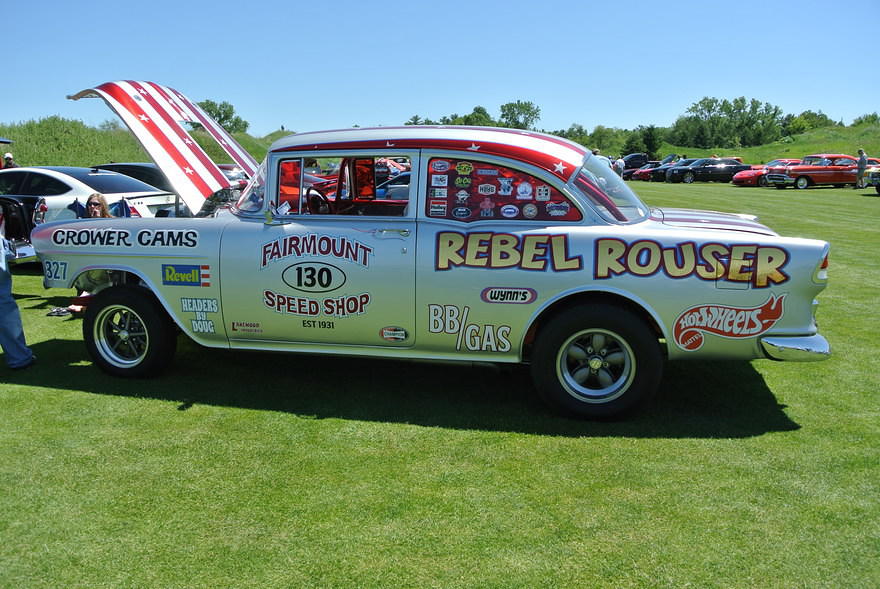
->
[279, 155, 411, 217]
[21, 173, 71, 196]
[425, 158, 581, 222]
[832, 158, 852, 166]
[0, 171, 26, 194]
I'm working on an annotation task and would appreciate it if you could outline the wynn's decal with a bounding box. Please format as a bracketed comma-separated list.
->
[263, 290, 371, 318]
[594, 238, 789, 288]
[261, 234, 373, 268]
[674, 294, 785, 351]
[180, 297, 218, 334]
[428, 304, 511, 352]
[51, 228, 198, 248]
[480, 287, 537, 304]
[436, 231, 582, 272]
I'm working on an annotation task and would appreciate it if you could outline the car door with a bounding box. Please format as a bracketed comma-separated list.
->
[218, 151, 419, 348]
[831, 157, 856, 184]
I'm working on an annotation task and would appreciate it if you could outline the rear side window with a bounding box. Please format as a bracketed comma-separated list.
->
[21, 173, 71, 196]
[425, 158, 581, 222]
[0, 171, 26, 195]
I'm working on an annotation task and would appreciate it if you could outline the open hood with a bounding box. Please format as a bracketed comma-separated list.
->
[69, 81, 258, 214]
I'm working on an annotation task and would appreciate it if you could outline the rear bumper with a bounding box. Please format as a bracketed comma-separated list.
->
[760, 334, 831, 362]
[9, 242, 37, 264]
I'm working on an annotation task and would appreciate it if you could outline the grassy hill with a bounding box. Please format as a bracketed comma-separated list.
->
[0, 117, 278, 167]
[2, 117, 877, 168]
[657, 123, 880, 163]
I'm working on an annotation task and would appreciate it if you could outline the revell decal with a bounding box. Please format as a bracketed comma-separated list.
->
[594, 238, 790, 287]
[163, 264, 211, 286]
[674, 294, 786, 351]
[436, 231, 582, 272]
[480, 287, 537, 304]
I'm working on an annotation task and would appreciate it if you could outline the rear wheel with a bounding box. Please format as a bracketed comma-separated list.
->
[83, 286, 176, 377]
[683, 172, 695, 184]
[795, 176, 811, 189]
[531, 304, 663, 419]
[757, 175, 768, 187]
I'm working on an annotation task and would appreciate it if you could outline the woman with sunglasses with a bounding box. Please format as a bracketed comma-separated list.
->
[47, 194, 115, 316]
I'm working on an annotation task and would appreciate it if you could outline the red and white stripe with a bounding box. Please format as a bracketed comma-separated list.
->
[69, 80, 257, 213]
[199, 264, 211, 287]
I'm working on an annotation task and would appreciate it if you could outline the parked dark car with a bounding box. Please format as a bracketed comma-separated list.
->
[648, 158, 698, 181]
[666, 158, 752, 183]
[621, 152, 649, 175]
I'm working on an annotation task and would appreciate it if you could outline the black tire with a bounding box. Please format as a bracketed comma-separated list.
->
[683, 172, 695, 184]
[83, 286, 177, 377]
[530, 304, 663, 419]
[757, 175, 768, 187]
[794, 176, 810, 189]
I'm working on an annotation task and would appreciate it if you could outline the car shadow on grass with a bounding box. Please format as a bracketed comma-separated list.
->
[10, 338, 799, 439]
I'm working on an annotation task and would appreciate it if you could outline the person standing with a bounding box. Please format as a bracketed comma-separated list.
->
[3, 153, 18, 168]
[0, 215, 35, 370]
[855, 148, 868, 189]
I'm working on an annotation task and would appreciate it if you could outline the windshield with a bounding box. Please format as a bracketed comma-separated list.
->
[572, 155, 649, 223]
[234, 163, 266, 213]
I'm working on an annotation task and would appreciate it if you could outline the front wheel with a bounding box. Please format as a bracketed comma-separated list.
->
[757, 175, 768, 187]
[683, 172, 695, 184]
[795, 176, 811, 189]
[83, 286, 177, 377]
[530, 304, 663, 419]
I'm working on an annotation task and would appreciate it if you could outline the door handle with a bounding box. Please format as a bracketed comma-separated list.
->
[375, 228, 411, 238]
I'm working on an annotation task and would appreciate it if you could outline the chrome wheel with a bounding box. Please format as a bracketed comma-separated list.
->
[555, 328, 635, 404]
[683, 172, 695, 184]
[795, 176, 810, 189]
[93, 304, 149, 369]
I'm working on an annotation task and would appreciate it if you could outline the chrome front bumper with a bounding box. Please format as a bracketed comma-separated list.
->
[761, 334, 831, 362]
[765, 174, 795, 186]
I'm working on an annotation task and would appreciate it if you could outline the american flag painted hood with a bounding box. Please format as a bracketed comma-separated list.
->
[69, 81, 258, 214]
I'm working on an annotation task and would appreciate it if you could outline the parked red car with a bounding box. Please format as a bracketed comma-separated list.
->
[766, 154, 880, 189]
[732, 158, 801, 187]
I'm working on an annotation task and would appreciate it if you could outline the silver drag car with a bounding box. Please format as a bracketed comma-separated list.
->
[32, 126, 830, 418]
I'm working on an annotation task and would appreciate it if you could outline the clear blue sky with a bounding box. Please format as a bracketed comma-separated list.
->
[4, 0, 878, 138]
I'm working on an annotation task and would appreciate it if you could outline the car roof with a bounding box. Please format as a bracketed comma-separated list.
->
[804, 154, 853, 159]
[269, 126, 589, 182]
[4, 165, 167, 194]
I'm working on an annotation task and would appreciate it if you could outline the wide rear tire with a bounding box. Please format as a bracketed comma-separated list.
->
[531, 304, 663, 419]
[83, 286, 177, 377]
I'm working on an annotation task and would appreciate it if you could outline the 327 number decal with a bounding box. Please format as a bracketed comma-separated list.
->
[44, 260, 68, 281]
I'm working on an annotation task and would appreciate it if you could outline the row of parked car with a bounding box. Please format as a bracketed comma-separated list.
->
[0, 162, 251, 263]
[621, 152, 880, 191]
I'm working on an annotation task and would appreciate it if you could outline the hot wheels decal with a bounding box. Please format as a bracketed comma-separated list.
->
[674, 294, 785, 351]
[480, 287, 537, 304]
[261, 234, 373, 268]
[594, 238, 789, 288]
[428, 304, 511, 352]
[163, 264, 211, 286]
[436, 231, 582, 271]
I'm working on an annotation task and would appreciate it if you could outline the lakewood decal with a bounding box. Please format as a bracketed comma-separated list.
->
[480, 287, 537, 304]
[163, 264, 211, 286]
[594, 238, 790, 288]
[674, 294, 786, 351]
[261, 233, 373, 268]
[51, 228, 198, 248]
[436, 231, 582, 272]
[428, 304, 511, 352]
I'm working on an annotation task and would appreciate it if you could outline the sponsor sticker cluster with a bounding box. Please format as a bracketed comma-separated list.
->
[425, 159, 580, 222]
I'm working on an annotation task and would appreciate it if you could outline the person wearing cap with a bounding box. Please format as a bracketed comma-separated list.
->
[0, 215, 35, 370]
[855, 148, 868, 189]
[3, 153, 18, 168]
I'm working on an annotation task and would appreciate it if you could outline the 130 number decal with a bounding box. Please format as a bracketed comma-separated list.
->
[282, 262, 346, 293]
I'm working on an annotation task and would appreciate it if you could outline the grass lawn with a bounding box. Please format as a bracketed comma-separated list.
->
[2, 182, 878, 588]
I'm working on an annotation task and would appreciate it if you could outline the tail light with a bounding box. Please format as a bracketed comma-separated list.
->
[813, 249, 829, 283]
